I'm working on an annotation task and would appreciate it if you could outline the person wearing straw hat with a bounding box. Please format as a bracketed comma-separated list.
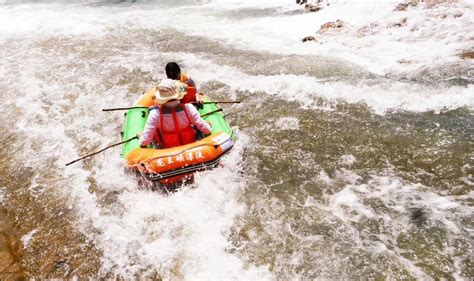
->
[138, 78, 211, 149]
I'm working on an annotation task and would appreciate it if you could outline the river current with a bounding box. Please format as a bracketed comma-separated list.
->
[0, 0, 473, 279]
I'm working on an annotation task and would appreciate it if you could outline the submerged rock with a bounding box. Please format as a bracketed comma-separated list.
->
[297, 0, 328, 12]
[318, 20, 344, 33]
[387, 17, 408, 28]
[304, 3, 323, 12]
[453, 11, 463, 18]
[397, 59, 413, 64]
[394, 0, 459, 11]
[397, 61, 474, 84]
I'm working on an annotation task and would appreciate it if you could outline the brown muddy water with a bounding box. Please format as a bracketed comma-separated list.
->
[0, 1, 473, 280]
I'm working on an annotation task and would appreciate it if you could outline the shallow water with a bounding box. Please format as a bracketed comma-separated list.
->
[0, 1, 473, 279]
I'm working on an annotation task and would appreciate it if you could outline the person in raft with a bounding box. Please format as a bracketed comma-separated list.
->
[165, 62, 202, 104]
[139, 78, 211, 149]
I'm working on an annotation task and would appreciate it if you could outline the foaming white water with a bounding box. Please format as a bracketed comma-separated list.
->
[0, 4, 105, 38]
[195, 0, 473, 75]
[1, 1, 472, 114]
[325, 168, 468, 225]
[1, 0, 472, 75]
[0, 37, 270, 277]
[3, 53, 269, 277]
[189, 58, 474, 113]
[1, 1, 472, 278]
[81, 134, 272, 279]
[204, 0, 290, 9]
[318, 168, 473, 278]
[338, 155, 356, 167]
[275, 117, 299, 130]
[262, 75, 474, 114]
[20, 229, 38, 248]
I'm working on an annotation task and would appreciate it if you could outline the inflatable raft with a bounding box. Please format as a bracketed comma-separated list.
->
[121, 88, 235, 186]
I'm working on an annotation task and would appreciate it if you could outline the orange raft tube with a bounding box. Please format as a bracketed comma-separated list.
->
[121, 87, 235, 186]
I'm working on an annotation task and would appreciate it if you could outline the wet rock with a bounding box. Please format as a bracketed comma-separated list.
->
[305, 3, 323, 12]
[397, 59, 413, 64]
[394, 3, 409, 11]
[357, 22, 380, 37]
[387, 17, 408, 28]
[425, 0, 450, 8]
[302, 36, 316, 42]
[410, 25, 419, 32]
[318, 20, 344, 33]
[453, 11, 463, 18]
[394, 0, 418, 11]
[459, 51, 474, 60]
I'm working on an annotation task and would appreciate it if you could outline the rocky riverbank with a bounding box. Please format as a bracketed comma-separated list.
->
[0, 207, 25, 280]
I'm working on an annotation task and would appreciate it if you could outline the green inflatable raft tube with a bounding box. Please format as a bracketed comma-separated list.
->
[121, 95, 235, 159]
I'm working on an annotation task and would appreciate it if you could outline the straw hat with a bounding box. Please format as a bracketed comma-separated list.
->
[154, 78, 187, 105]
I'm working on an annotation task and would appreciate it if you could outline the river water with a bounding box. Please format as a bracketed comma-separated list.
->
[0, 0, 473, 279]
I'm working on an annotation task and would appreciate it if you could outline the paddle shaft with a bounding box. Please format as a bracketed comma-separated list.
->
[65, 136, 138, 166]
[201, 108, 223, 118]
[202, 100, 240, 104]
[102, 106, 147, 112]
[102, 101, 240, 112]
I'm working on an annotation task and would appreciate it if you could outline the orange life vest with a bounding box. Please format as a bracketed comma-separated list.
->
[156, 105, 196, 148]
[180, 73, 190, 84]
[180, 73, 197, 104]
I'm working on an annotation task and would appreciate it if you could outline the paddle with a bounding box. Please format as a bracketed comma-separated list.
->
[66, 107, 225, 167]
[102, 101, 240, 112]
[65, 136, 138, 166]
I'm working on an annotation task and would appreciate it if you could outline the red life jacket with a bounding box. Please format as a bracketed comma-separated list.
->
[156, 105, 196, 148]
[180, 86, 196, 104]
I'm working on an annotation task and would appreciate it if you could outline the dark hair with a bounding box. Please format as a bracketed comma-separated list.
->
[165, 62, 181, 80]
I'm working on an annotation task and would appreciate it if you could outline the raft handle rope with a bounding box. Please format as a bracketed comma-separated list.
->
[135, 136, 233, 172]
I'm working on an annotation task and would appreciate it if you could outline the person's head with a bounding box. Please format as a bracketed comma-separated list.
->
[155, 78, 186, 105]
[165, 62, 181, 80]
